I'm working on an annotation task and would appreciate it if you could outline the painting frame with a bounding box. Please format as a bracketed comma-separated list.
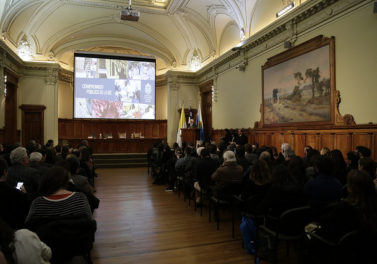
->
[261, 35, 335, 128]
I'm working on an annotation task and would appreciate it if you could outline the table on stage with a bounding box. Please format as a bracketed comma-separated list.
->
[60, 138, 165, 153]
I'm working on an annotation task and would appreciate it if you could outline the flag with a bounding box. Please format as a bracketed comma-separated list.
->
[195, 103, 205, 142]
[188, 107, 193, 127]
[176, 105, 187, 147]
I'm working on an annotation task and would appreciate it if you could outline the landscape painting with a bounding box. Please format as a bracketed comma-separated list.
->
[262, 36, 334, 126]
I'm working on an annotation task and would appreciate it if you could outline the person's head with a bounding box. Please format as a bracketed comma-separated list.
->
[313, 155, 333, 175]
[304, 146, 312, 157]
[38, 166, 69, 196]
[61, 146, 69, 160]
[320, 147, 330, 156]
[288, 156, 307, 185]
[284, 149, 296, 160]
[0, 144, 3, 152]
[44, 147, 56, 165]
[259, 151, 271, 163]
[281, 143, 291, 155]
[358, 157, 376, 179]
[200, 148, 210, 159]
[79, 147, 90, 162]
[238, 129, 242, 135]
[196, 146, 205, 157]
[10, 147, 28, 165]
[329, 149, 346, 169]
[250, 159, 271, 185]
[355, 146, 371, 159]
[236, 145, 245, 158]
[0, 158, 8, 180]
[46, 139, 54, 148]
[81, 140, 89, 147]
[346, 151, 359, 169]
[65, 154, 80, 175]
[244, 144, 253, 154]
[29, 152, 43, 163]
[346, 170, 377, 228]
[209, 144, 217, 154]
[223, 150, 236, 162]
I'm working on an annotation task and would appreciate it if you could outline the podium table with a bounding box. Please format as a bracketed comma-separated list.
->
[60, 138, 165, 153]
[181, 128, 200, 144]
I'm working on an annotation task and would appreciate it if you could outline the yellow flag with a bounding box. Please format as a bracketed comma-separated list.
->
[178, 105, 187, 130]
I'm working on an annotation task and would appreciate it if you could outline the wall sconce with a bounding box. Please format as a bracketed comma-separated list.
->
[211, 85, 217, 102]
[276, 2, 295, 18]
[1, 75, 7, 97]
[239, 28, 245, 41]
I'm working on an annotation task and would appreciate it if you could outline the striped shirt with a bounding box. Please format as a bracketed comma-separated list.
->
[26, 192, 92, 223]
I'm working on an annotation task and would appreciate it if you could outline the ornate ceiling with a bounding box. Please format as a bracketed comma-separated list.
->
[0, 0, 304, 73]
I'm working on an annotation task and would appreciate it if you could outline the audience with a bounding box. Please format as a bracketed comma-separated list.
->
[1, 130, 377, 263]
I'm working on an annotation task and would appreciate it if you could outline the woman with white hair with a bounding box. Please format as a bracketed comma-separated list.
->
[6, 147, 39, 198]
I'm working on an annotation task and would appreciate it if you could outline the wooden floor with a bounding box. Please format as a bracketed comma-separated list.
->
[91, 168, 255, 264]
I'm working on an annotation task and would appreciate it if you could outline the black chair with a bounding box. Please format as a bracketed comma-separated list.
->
[26, 214, 97, 264]
[309, 230, 377, 264]
[255, 205, 311, 264]
[208, 182, 242, 239]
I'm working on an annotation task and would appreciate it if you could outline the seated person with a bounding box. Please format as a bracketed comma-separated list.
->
[211, 150, 243, 198]
[194, 148, 220, 201]
[6, 147, 39, 199]
[25, 166, 92, 223]
[304, 156, 343, 218]
[0, 217, 51, 264]
[0, 158, 31, 229]
[25, 166, 94, 263]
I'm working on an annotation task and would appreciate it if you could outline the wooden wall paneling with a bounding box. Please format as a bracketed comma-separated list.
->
[152, 123, 159, 138]
[136, 123, 145, 137]
[334, 133, 352, 158]
[352, 133, 373, 151]
[320, 133, 335, 150]
[294, 133, 306, 157]
[306, 133, 319, 150]
[284, 133, 295, 149]
[144, 123, 152, 138]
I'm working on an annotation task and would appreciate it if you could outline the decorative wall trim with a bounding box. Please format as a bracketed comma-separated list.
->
[196, 0, 367, 81]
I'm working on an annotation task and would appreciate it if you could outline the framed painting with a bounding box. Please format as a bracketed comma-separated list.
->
[262, 35, 335, 127]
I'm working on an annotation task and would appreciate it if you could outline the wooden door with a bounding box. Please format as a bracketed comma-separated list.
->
[19, 105, 46, 146]
[200, 80, 213, 142]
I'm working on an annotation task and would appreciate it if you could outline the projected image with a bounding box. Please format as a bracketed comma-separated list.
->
[74, 54, 156, 119]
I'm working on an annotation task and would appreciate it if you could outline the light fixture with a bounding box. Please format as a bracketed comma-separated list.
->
[3, 75, 7, 97]
[211, 85, 217, 102]
[190, 49, 201, 71]
[239, 28, 245, 41]
[17, 39, 33, 61]
[121, 0, 140, 21]
[276, 2, 295, 18]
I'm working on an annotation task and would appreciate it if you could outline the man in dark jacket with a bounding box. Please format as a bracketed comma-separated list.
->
[211, 150, 243, 198]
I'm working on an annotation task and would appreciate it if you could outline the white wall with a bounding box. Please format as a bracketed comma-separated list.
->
[156, 85, 167, 120]
[18, 72, 59, 144]
[58, 80, 73, 118]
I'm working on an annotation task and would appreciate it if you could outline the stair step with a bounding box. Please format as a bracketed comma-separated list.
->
[93, 153, 148, 168]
